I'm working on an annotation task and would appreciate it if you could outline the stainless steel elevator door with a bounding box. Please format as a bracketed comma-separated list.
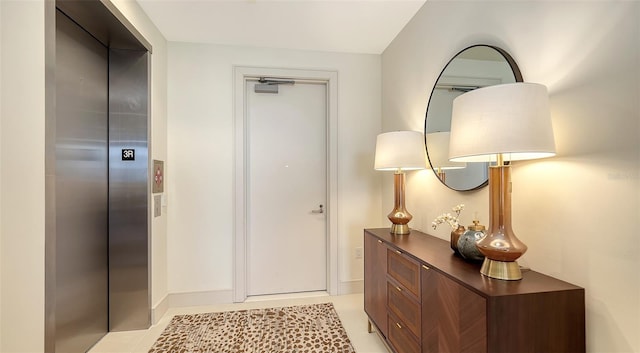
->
[55, 10, 109, 352]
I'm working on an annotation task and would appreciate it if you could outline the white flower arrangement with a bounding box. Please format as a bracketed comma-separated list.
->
[432, 204, 465, 230]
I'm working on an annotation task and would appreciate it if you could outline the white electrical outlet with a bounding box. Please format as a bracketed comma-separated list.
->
[355, 247, 363, 259]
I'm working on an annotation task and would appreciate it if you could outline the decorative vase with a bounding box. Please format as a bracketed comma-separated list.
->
[450, 225, 466, 254]
[457, 220, 486, 262]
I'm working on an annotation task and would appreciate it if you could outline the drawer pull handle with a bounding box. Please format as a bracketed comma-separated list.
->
[377, 240, 383, 244]
[395, 286, 402, 292]
[396, 322, 402, 329]
[422, 265, 430, 270]
[395, 250, 402, 255]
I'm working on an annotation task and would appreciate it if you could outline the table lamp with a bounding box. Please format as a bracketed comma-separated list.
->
[426, 131, 467, 182]
[449, 82, 555, 280]
[374, 131, 426, 235]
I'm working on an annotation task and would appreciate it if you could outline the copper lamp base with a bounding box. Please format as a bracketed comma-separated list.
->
[387, 171, 412, 235]
[480, 258, 522, 280]
[477, 162, 526, 281]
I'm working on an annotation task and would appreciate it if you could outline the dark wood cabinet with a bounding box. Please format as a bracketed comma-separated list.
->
[387, 281, 421, 338]
[422, 265, 487, 353]
[388, 310, 421, 353]
[364, 228, 586, 353]
[386, 247, 422, 353]
[364, 232, 388, 338]
[387, 248, 421, 298]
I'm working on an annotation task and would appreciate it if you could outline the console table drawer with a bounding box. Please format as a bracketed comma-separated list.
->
[387, 281, 421, 338]
[387, 248, 420, 298]
[388, 313, 420, 353]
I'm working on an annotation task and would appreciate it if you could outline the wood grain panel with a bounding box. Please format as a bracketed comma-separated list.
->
[387, 281, 421, 338]
[439, 274, 487, 353]
[387, 249, 421, 298]
[437, 273, 461, 353]
[422, 266, 487, 353]
[389, 313, 421, 353]
[364, 233, 388, 338]
[458, 284, 487, 353]
[421, 266, 438, 353]
[487, 290, 585, 353]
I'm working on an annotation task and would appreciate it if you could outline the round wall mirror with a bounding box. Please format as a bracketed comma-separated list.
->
[424, 45, 522, 191]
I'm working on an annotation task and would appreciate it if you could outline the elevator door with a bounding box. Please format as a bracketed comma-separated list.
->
[55, 10, 109, 352]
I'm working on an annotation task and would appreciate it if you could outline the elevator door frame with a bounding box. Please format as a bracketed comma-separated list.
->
[44, 0, 153, 352]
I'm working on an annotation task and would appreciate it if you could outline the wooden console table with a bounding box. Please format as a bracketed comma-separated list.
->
[364, 228, 585, 353]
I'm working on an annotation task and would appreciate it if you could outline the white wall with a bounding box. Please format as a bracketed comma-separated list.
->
[167, 43, 382, 295]
[382, 1, 639, 352]
[0, 0, 168, 350]
[0, 1, 46, 351]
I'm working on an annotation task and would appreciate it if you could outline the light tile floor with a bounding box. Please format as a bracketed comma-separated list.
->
[88, 292, 389, 353]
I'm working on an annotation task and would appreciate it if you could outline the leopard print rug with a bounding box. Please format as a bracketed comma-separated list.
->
[148, 302, 356, 353]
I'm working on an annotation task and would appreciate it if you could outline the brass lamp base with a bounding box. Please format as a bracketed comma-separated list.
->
[480, 258, 522, 280]
[390, 223, 410, 235]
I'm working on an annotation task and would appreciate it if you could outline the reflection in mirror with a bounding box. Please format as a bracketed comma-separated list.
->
[425, 131, 466, 182]
[425, 45, 522, 191]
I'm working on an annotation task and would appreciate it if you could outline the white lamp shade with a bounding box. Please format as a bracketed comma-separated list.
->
[374, 131, 426, 171]
[449, 82, 556, 162]
[426, 132, 467, 170]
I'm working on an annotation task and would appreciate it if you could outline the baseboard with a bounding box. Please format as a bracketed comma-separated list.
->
[151, 285, 359, 324]
[338, 279, 363, 295]
[151, 294, 170, 325]
[151, 289, 234, 324]
[169, 289, 234, 308]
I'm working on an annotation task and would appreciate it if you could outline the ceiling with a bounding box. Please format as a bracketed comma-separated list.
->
[136, 0, 427, 54]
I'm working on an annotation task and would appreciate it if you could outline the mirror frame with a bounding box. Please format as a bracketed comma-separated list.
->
[424, 44, 523, 191]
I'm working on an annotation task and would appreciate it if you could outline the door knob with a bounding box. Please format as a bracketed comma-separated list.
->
[311, 204, 324, 214]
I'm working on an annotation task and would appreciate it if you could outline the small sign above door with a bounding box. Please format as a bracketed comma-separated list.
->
[122, 149, 135, 161]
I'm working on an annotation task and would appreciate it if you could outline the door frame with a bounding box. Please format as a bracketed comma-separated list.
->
[233, 66, 338, 302]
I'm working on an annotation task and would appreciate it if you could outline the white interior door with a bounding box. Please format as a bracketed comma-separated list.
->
[246, 79, 327, 296]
